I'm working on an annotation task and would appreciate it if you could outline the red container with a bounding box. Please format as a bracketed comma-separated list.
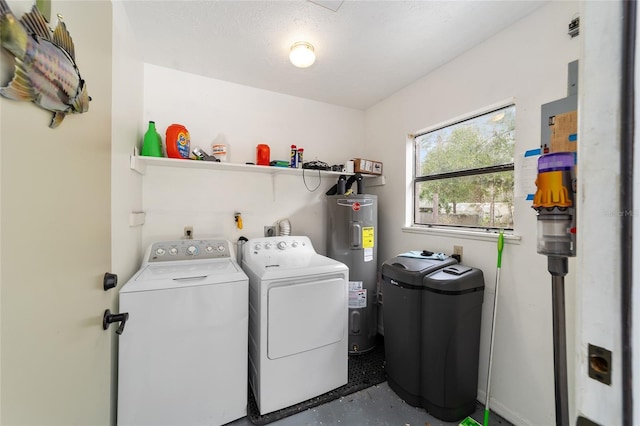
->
[165, 124, 190, 159]
[256, 144, 270, 166]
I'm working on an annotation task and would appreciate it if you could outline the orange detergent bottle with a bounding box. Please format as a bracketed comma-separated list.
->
[165, 124, 190, 159]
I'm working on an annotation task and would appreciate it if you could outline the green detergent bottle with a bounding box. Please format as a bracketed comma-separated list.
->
[142, 121, 163, 157]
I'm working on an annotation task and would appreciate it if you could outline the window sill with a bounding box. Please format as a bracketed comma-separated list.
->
[401, 226, 521, 244]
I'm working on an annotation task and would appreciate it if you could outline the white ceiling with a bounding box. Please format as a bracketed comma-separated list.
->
[122, 0, 549, 110]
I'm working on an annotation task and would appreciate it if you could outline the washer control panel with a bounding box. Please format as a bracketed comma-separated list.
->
[146, 239, 232, 262]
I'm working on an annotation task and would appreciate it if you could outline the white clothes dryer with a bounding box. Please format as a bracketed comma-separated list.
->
[241, 236, 349, 415]
[117, 239, 248, 426]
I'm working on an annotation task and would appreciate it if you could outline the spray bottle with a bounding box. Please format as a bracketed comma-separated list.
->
[290, 145, 297, 168]
[297, 147, 304, 168]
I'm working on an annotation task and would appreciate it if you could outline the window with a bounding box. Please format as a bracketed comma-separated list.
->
[413, 104, 515, 230]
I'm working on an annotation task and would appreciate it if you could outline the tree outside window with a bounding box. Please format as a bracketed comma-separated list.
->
[413, 104, 515, 230]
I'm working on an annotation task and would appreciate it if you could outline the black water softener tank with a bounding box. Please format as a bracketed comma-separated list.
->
[381, 257, 484, 422]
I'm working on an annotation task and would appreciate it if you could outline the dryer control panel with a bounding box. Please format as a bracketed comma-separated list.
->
[244, 236, 318, 269]
[146, 239, 232, 262]
[248, 236, 314, 254]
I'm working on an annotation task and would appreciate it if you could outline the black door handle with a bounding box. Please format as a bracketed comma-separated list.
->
[103, 309, 129, 335]
[103, 273, 118, 291]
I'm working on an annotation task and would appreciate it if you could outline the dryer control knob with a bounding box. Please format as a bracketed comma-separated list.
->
[265, 243, 272, 250]
[186, 245, 198, 255]
[155, 248, 166, 256]
[291, 241, 299, 248]
[277, 241, 287, 250]
[254, 243, 262, 251]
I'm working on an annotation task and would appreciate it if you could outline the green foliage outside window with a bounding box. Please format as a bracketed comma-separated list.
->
[414, 105, 515, 229]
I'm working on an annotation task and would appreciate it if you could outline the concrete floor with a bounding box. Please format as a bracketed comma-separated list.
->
[228, 381, 512, 426]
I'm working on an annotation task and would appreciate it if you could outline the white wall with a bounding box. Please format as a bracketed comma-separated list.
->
[111, 3, 144, 286]
[364, 2, 579, 425]
[140, 64, 365, 252]
[110, 1, 145, 422]
[576, 1, 624, 425]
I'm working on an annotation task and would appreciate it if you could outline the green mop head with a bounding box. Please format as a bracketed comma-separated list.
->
[458, 416, 482, 426]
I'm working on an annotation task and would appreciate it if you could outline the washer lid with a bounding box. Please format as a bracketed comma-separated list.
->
[121, 259, 247, 293]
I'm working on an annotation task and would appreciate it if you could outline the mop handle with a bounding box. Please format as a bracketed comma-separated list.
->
[484, 231, 504, 426]
[496, 231, 504, 267]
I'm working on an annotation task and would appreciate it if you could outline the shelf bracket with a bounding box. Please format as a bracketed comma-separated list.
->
[130, 155, 146, 175]
[129, 211, 146, 227]
[366, 175, 386, 187]
[271, 174, 277, 201]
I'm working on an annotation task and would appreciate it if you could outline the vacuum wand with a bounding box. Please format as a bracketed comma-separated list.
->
[549, 257, 569, 426]
[532, 153, 576, 426]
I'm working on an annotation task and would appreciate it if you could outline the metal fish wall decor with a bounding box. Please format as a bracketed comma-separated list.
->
[0, 0, 90, 128]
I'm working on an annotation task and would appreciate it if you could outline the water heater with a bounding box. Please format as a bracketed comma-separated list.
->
[326, 193, 378, 354]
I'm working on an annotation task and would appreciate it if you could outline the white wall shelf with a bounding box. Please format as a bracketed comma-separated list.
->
[129, 155, 385, 186]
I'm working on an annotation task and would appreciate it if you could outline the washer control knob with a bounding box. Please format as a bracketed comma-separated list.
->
[291, 241, 298, 248]
[277, 241, 287, 250]
[169, 247, 178, 256]
[186, 245, 198, 256]
[265, 243, 272, 250]
[254, 243, 262, 251]
[205, 245, 214, 253]
[155, 248, 166, 256]
[217, 244, 225, 252]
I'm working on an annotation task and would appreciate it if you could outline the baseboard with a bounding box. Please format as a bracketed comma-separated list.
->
[476, 390, 531, 426]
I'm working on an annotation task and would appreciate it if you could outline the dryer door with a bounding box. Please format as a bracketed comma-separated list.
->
[267, 275, 347, 359]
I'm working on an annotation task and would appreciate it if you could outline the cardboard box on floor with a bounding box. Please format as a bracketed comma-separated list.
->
[353, 158, 383, 175]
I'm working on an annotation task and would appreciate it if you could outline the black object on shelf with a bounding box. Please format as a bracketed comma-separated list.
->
[302, 160, 330, 170]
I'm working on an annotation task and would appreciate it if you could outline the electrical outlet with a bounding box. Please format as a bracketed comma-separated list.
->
[453, 245, 463, 259]
[264, 226, 276, 237]
[184, 226, 193, 239]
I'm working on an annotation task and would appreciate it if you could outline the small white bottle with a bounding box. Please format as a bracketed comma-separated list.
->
[212, 143, 228, 162]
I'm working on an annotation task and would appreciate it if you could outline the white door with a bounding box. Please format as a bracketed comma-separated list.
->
[0, 1, 113, 424]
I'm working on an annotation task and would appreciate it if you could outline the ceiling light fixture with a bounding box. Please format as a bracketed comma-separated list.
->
[289, 41, 316, 68]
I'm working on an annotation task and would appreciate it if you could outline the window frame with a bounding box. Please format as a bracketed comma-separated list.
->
[410, 102, 516, 233]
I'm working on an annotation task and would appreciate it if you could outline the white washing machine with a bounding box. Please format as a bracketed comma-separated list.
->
[241, 236, 349, 415]
[117, 239, 248, 426]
